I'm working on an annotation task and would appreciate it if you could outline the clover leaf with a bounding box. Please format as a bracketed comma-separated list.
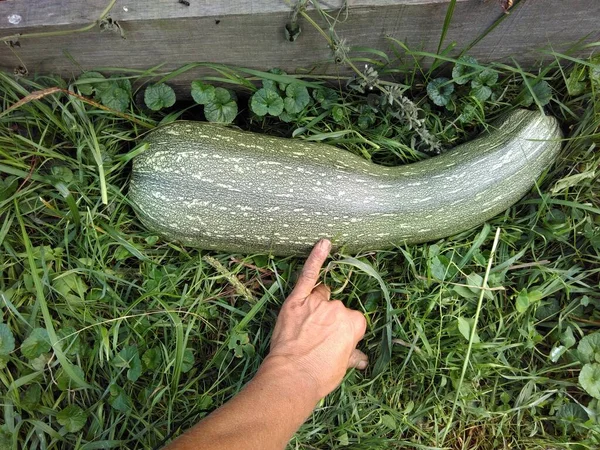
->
[204, 87, 238, 123]
[191, 81, 216, 105]
[452, 56, 479, 85]
[144, 83, 176, 111]
[427, 78, 454, 106]
[284, 83, 310, 114]
[251, 88, 284, 116]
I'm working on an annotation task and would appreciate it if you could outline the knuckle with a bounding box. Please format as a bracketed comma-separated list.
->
[352, 311, 367, 331]
[329, 299, 345, 310]
[300, 268, 318, 281]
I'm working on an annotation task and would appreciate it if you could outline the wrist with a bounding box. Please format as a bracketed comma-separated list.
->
[256, 354, 322, 406]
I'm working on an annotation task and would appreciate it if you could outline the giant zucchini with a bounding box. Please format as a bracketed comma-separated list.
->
[129, 109, 561, 255]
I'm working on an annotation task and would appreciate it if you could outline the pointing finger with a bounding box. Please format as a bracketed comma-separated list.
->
[289, 239, 331, 300]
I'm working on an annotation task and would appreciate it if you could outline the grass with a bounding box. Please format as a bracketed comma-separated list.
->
[1, 19, 600, 450]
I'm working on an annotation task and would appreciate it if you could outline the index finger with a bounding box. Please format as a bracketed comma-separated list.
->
[289, 239, 331, 299]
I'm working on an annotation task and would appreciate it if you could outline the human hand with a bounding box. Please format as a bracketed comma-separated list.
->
[262, 239, 368, 401]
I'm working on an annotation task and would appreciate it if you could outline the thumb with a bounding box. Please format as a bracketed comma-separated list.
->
[347, 349, 368, 370]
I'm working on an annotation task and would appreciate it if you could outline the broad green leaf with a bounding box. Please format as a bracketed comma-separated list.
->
[516, 289, 530, 313]
[21, 328, 50, 359]
[75, 71, 107, 95]
[452, 56, 479, 85]
[578, 332, 600, 364]
[556, 402, 588, 421]
[566, 66, 586, 96]
[579, 363, 600, 399]
[57, 405, 88, 433]
[457, 317, 481, 343]
[550, 345, 567, 363]
[144, 83, 176, 111]
[279, 111, 295, 123]
[204, 88, 238, 123]
[112, 345, 142, 382]
[466, 272, 493, 300]
[477, 69, 498, 87]
[115, 77, 132, 94]
[228, 331, 252, 358]
[56, 326, 81, 356]
[454, 284, 477, 299]
[181, 348, 195, 373]
[0, 323, 15, 355]
[57, 366, 86, 391]
[535, 297, 561, 320]
[22, 384, 41, 409]
[250, 88, 284, 117]
[427, 78, 454, 106]
[458, 103, 478, 124]
[284, 83, 310, 114]
[429, 255, 450, 281]
[109, 384, 132, 412]
[99, 83, 130, 112]
[381, 414, 397, 430]
[262, 79, 278, 92]
[53, 273, 88, 299]
[142, 347, 161, 371]
[30, 353, 51, 371]
[313, 88, 338, 109]
[515, 288, 542, 314]
[50, 166, 74, 184]
[331, 105, 344, 122]
[561, 326, 577, 349]
[191, 81, 216, 105]
[357, 110, 376, 129]
[270, 67, 290, 91]
[470, 83, 492, 101]
[521, 80, 553, 107]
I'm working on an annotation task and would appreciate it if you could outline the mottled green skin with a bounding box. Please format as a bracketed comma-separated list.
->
[129, 109, 561, 255]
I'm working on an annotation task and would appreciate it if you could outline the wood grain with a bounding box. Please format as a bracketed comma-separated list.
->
[0, 0, 598, 93]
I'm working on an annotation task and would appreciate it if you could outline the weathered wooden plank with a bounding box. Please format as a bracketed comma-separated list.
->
[0, 1, 467, 29]
[0, 0, 598, 94]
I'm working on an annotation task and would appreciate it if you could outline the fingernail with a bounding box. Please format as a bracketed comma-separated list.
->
[320, 239, 331, 251]
[357, 360, 368, 370]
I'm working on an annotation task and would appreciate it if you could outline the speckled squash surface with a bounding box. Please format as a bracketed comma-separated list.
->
[129, 109, 562, 255]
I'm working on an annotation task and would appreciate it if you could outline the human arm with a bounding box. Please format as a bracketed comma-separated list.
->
[164, 239, 368, 450]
